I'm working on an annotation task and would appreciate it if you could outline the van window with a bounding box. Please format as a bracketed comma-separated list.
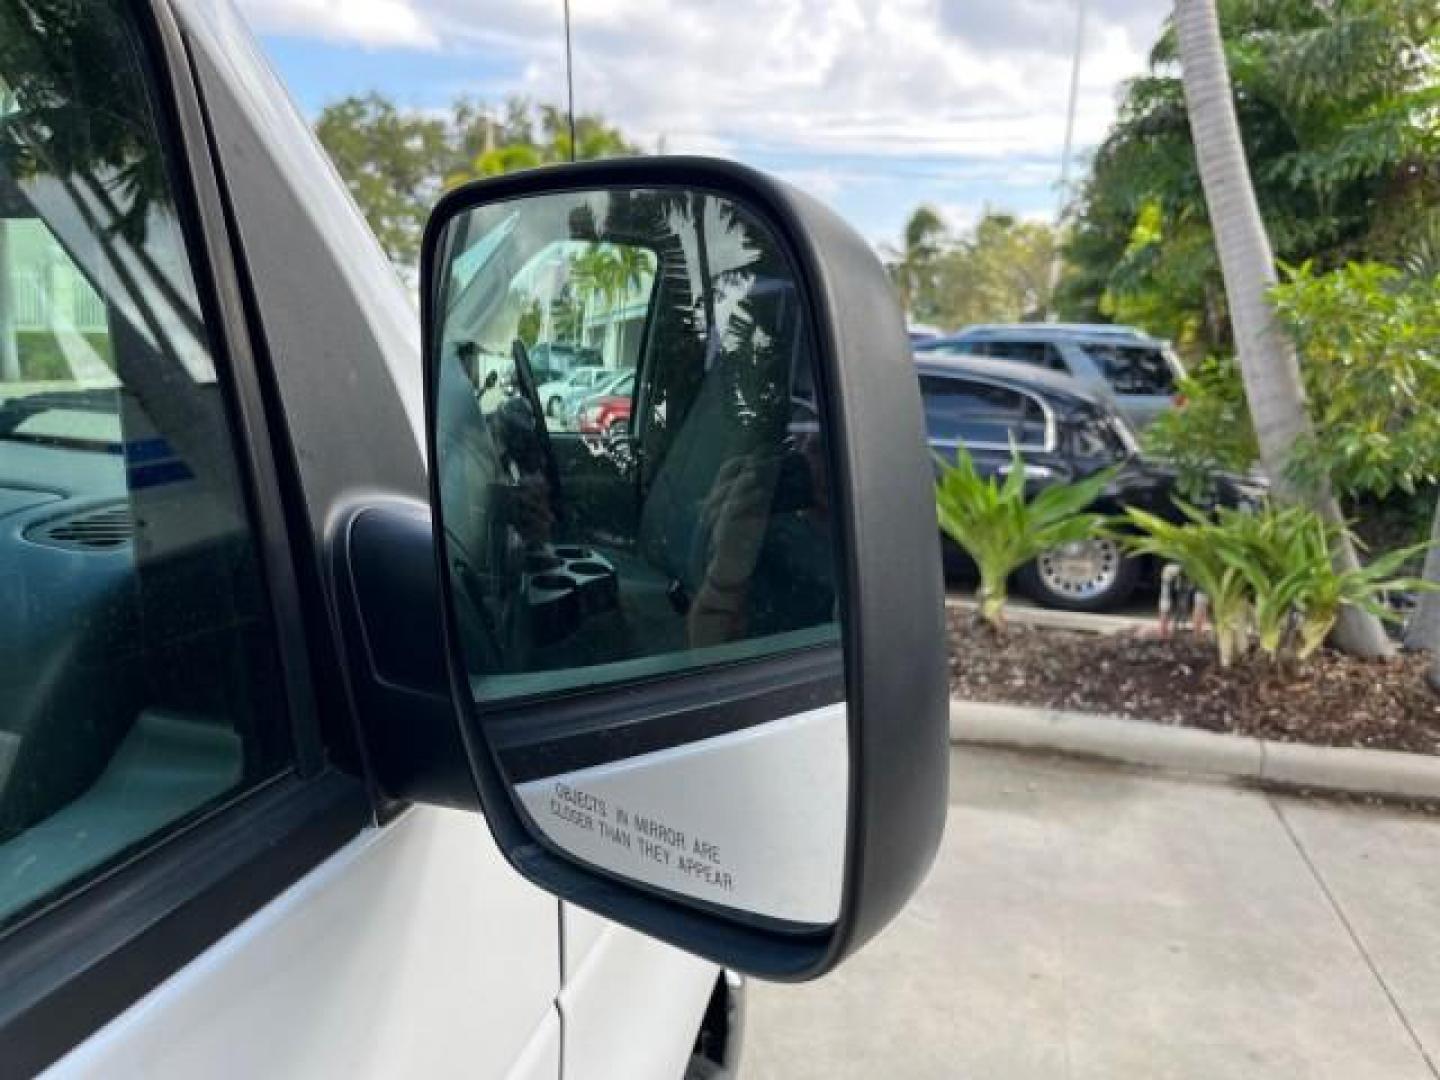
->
[0, 0, 289, 928]
[1080, 343, 1177, 395]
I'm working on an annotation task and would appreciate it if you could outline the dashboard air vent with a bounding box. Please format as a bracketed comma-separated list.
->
[27, 504, 134, 552]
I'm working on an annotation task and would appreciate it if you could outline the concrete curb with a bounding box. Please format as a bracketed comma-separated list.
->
[944, 596, 1156, 635]
[951, 700, 1440, 801]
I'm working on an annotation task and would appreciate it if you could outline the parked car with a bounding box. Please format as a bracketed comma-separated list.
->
[528, 342, 601, 384]
[0, 3, 945, 1075]
[918, 356, 1261, 611]
[566, 368, 636, 429]
[536, 363, 608, 418]
[576, 391, 634, 436]
[915, 322, 1185, 430]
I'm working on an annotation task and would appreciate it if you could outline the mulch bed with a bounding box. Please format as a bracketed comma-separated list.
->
[948, 608, 1440, 756]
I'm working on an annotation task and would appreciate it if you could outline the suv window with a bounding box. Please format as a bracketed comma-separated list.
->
[919, 376, 1048, 449]
[1079, 343, 1176, 395]
[973, 338, 1067, 372]
[0, 1, 289, 928]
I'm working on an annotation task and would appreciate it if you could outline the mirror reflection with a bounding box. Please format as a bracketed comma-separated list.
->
[432, 187, 848, 926]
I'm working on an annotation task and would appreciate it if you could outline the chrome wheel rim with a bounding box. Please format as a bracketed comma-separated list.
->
[1036, 538, 1122, 601]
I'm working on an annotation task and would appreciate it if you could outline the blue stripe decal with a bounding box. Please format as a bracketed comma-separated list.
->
[123, 437, 175, 465]
[127, 460, 194, 489]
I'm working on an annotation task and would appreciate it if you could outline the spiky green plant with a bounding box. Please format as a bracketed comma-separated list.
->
[1115, 503, 1254, 667]
[1259, 514, 1431, 661]
[935, 445, 1114, 629]
[1210, 503, 1318, 661]
[1120, 500, 1435, 667]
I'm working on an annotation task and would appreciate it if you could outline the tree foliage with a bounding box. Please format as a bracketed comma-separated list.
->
[887, 205, 945, 317]
[314, 93, 448, 269]
[0, 0, 170, 242]
[1147, 261, 1440, 505]
[1272, 261, 1440, 499]
[1143, 353, 1258, 498]
[1058, 0, 1440, 356]
[887, 208, 1058, 329]
[315, 93, 638, 268]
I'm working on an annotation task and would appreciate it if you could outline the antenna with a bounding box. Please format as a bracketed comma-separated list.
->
[563, 0, 577, 162]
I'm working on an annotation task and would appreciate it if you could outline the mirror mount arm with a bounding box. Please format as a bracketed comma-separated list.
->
[328, 498, 481, 817]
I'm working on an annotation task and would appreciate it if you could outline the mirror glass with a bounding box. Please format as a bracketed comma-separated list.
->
[431, 186, 848, 927]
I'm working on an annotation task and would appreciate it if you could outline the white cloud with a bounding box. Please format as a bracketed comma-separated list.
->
[240, 0, 1171, 161]
[239, 0, 439, 48]
[552, 0, 1139, 160]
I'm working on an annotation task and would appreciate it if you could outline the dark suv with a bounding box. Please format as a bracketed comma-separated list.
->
[919, 356, 1259, 611]
[915, 323, 1183, 430]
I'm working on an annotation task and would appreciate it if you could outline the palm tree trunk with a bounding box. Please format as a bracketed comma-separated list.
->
[691, 192, 718, 368]
[1173, 0, 1390, 659]
[1406, 494, 1440, 651]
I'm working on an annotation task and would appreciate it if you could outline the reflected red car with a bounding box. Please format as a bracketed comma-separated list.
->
[576, 394, 632, 436]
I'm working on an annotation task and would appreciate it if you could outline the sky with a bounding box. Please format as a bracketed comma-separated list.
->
[238, 0, 1173, 250]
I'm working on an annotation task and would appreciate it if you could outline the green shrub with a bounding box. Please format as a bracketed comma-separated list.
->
[1272, 262, 1440, 501]
[1141, 354, 1258, 501]
[935, 444, 1113, 629]
[1142, 264, 1440, 508]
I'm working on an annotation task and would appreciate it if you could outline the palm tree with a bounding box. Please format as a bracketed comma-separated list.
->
[1173, 0, 1390, 658]
[887, 206, 945, 319]
[568, 244, 655, 361]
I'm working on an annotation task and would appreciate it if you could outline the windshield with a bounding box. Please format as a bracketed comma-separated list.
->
[1068, 406, 1135, 461]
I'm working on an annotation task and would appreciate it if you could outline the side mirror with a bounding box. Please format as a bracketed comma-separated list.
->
[420, 157, 946, 979]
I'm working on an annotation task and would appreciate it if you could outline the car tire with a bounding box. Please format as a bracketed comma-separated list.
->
[1017, 537, 1140, 612]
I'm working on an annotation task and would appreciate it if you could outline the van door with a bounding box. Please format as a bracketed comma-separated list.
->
[0, 2, 560, 1075]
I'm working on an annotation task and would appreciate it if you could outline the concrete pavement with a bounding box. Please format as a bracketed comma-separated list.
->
[744, 746, 1440, 1080]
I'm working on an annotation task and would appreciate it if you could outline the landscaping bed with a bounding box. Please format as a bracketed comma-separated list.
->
[948, 608, 1440, 756]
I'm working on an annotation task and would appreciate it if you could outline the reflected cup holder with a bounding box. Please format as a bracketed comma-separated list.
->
[523, 545, 620, 644]
[567, 561, 619, 615]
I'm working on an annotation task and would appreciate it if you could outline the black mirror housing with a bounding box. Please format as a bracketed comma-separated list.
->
[418, 157, 947, 980]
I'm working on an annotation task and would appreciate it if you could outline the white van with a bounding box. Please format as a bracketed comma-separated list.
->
[0, 3, 947, 1077]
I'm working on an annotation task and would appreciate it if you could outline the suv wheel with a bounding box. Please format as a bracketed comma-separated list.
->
[1019, 537, 1139, 612]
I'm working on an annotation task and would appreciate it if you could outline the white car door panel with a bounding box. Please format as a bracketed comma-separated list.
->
[560, 917, 716, 1080]
[44, 809, 559, 1080]
[563, 905, 608, 981]
[510, 1008, 564, 1080]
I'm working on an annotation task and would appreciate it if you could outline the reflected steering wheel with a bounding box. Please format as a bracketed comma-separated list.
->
[508, 337, 565, 527]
